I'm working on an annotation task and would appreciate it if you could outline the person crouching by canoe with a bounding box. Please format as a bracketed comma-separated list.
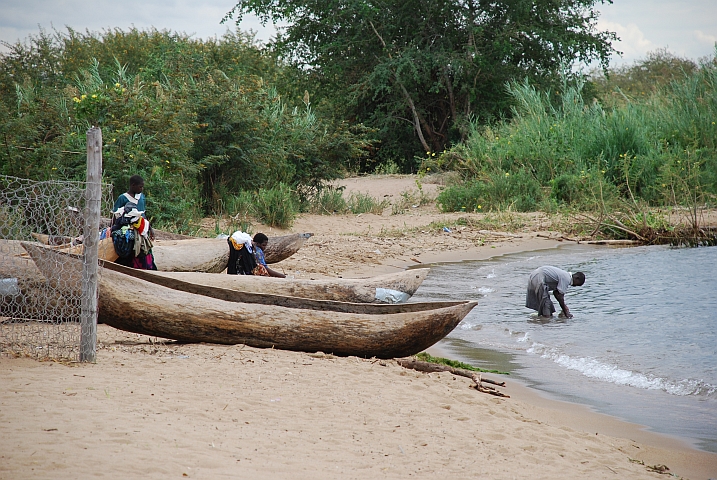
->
[525, 266, 585, 318]
[251, 233, 286, 278]
[227, 231, 285, 278]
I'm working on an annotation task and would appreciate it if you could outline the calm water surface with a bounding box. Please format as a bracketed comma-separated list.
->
[411, 244, 717, 453]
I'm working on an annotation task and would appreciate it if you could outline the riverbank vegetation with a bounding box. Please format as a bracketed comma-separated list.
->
[431, 49, 717, 244]
[1, 1, 715, 245]
[0, 28, 372, 229]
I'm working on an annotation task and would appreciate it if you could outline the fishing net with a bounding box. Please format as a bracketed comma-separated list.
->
[0, 175, 113, 361]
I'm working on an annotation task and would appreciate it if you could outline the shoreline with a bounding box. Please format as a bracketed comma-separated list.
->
[240, 174, 717, 477]
[279, 217, 717, 477]
[419, 243, 717, 479]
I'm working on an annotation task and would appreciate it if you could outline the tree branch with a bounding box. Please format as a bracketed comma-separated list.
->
[368, 20, 431, 152]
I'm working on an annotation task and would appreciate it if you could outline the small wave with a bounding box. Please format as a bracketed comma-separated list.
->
[515, 332, 530, 342]
[486, 269, 496, 279]
[525, 343, 717, 397]
[459, 321, 482, 330]
[473, 286, 495, 294]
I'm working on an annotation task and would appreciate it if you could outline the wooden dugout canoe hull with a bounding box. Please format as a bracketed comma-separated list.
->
[102, 261, 440, 313]
[21, 243, 435, 313]
[19, 240, 426, 304]
[22, 243, 475, 358]
[1, 240, 85, 321]
[151, 232, 313, 271]
[150, 268, 428, 304]
[34, 232, 313, 270]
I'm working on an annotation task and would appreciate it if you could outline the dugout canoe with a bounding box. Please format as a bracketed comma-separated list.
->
[102, 262, 431, 309]
[151, 232, 313, 269]
[22, 243, 475, 358]
[1, 240, 86, 321]
[144, 268, 427, 304]
[23, 244, 434, 314]
[19, 238, 426, 303]
[33, 232, 313, 270]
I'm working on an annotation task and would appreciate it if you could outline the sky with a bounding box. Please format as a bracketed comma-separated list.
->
[0, 0, 715, 67]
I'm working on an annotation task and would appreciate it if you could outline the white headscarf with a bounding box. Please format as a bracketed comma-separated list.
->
[230, 231, 253, 251]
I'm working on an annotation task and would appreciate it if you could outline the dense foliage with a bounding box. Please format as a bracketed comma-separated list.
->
[433, 49, 717, 218]
[0, 28, 372, 229]
[225, 0, 617, 171]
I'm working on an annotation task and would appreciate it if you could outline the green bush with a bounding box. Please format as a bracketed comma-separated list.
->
[225, 190, 257, 220]
[253, 183, 298, 229]
[0, 27, 373, 230]
[438, 169, 544, 212]
[437, 181, 486, 212]
[347, 192, 388, 214]
[308, 187, 348, 214]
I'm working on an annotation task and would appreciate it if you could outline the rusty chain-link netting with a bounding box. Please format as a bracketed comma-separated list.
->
[0, 175, 113, 361]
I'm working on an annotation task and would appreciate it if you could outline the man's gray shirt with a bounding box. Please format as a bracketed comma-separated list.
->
[531, 266, 572, 294]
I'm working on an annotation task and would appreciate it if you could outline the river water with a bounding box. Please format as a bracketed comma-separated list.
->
[411, 243, 717, 453]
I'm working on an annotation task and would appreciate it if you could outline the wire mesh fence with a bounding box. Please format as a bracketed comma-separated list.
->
[0, 175, 113, 361]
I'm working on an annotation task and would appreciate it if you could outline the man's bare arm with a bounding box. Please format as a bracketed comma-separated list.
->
[266, 265, 286, 278]
[554, 291, 572, 318]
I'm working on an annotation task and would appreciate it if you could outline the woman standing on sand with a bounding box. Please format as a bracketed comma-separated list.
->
[111, 174, 156, 270]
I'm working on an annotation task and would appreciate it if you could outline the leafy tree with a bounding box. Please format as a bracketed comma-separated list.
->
[224, 0, 618, 170]
[588, 48, 699, 107]
[1, 27, 373, 229]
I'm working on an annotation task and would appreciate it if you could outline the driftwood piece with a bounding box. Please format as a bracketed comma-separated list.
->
[396, 357, 509, 397]
[536, 233, 579, 242]
[585, 239, 640, 246]
[477, 230, 522, 238]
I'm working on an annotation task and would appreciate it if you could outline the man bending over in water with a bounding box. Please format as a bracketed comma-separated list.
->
[526, 266, 585, 318]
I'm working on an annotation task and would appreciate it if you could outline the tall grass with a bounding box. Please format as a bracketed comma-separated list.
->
[307, 187, 348, 214]
[347, 192, 389, 214]
[436, 51, 717, 214]
[225, 184, 299, 229]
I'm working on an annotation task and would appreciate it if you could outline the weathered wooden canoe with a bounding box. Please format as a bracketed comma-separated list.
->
[101, 261, 435, 311]
[262, 232, 314, 263]
[1, 240, 86, 320]
[151, 232, 313, 270]
[23, 243, 475, 358]
[18, 237, 119, 262]
[33, 232, 313, 270]
[146, 268, 428, 304]
[18, 238, 426, 302]
[21, 243, 446, 314]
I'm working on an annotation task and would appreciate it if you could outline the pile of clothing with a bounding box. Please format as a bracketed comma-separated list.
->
[111, 204, 156, 270]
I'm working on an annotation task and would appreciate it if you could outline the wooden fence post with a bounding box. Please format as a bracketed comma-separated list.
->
[80, 127, 102, 362]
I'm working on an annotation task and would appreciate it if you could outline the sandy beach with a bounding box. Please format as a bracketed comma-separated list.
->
[2, 174, 716, 479]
